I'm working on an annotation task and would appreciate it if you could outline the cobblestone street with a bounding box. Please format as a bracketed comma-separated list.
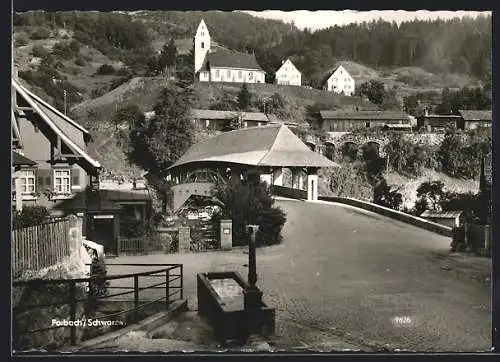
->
[106, 199, 491, 352]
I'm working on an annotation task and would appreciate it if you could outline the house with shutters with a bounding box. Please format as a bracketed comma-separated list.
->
[194, 19, 266, 84]
[322, 64, 355, 96]
[11, 75, 101, 214]
[275, 59, 302, 86]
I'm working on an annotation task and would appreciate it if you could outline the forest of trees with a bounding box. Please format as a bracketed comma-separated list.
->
[256, 16, 491, 88]
[14, 11, 491, 88]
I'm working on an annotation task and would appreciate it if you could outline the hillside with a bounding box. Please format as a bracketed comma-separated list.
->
[13, 26, 125, 107]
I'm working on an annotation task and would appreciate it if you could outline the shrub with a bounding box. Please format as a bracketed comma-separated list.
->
[373, 178, 403, 211]
[31, 44, 49, 58]
[90, 86, 107, 99]
[412, 181, 446, 215]
[328, 162, 373, 201]
[15, 34, 29, 47]
[29, 27, 51, 40]
[75, 55, 86, 66]
[69, 40, 80, 53]
[210, 170, 287, 247]
[12, 206, 50, 229]
[52, 41, 77, 60]
[96, 63, 116, 75]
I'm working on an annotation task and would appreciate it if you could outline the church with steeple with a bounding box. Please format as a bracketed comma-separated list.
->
[193, 19, 266, 84]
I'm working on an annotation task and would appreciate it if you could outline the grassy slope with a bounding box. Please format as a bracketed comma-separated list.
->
[385, 170, 479, 210]
[13, 26, 123, 105]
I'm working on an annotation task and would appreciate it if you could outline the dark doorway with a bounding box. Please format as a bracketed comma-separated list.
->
[90, 217, 117, 255]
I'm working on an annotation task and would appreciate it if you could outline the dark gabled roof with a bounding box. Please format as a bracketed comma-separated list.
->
[420, 210, 463, 219]
[202, 48, 262, 71]
[192, 109, 269, 122]
[320, 110, 410, 121]
[12, 151, 37, 166]
[458, 110, 492, 121]
[168, 124, 339, 170]
[100, 189, 151, 202]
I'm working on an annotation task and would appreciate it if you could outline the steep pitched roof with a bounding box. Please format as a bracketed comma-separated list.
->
[322, 64, 352, 86]
[12, 79, 101, 172]
[320, 110, 410, 121]
[168, 124, 339, 170]
[203, 48, 262, 71]
[458, 110, 492, 121]
[276, 59, 301, 75]
[12, 151, 37, 167]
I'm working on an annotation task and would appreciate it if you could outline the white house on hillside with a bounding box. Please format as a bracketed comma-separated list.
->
[275, 59, 302, 86]
[194, 19, 265, 84]
[323, 64, 355, 96]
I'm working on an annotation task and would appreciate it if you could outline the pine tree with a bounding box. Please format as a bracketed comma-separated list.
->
[237, 83, 252, 111]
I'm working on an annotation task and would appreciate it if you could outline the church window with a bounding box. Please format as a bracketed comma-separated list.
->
[201, 42, 204, 49]
[201, 31, 204, 36]
[249, 72, 253, 80]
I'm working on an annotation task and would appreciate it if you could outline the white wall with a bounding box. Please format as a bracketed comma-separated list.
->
[276, 60, 301, 86]
[201, 67, 265, 83]
[194, 20, 211, 73]
[326, 66, 355, 96]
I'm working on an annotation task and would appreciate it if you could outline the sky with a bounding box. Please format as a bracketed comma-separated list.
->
[243, 10, 491, 31]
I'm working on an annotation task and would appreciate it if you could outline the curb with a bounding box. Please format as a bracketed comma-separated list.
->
[317, 196, 452, 237]
[60, 299, 188, 352]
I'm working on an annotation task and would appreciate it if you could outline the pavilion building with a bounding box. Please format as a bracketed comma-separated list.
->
[166, 124, 339, 211]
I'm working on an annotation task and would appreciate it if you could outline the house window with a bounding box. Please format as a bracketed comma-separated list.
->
[19, 169, 36, 194]
[215, 70, 219, 77]
[54, 169, 71, 193]
[249, 72, 253, 80]
[227, 70, 231, 78]
[238, 70, 242, 78]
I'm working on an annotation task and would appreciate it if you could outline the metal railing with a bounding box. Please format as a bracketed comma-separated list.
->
[13, 263, 183, 347]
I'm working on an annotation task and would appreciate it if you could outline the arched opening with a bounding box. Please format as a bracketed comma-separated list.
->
[340, 142, 358, 161]
[361, 142, 385, 180]
[324, 142, 336, 161]
[361, 141, 381, 162]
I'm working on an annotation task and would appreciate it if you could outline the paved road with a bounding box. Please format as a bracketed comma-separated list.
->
[106, 199, 491, 352]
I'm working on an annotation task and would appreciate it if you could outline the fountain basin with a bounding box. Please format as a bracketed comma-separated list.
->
[197, 272, 275, 344]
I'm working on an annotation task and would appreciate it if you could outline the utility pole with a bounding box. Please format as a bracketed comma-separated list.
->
[63, 89, 67, 115]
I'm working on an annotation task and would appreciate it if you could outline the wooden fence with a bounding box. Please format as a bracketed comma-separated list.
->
[12, 218, 75, 278]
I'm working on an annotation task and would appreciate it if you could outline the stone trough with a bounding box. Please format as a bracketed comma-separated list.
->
[197, 272, 275, 345]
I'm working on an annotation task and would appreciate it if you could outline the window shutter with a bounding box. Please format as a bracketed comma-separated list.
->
[71, 168, 80, 187]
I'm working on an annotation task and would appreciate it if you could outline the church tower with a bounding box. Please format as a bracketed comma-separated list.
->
[194, 19, 211, 74]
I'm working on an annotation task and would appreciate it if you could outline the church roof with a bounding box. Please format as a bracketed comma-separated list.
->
[202, 48, 262, 71]
[168, 124, 339, 170]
